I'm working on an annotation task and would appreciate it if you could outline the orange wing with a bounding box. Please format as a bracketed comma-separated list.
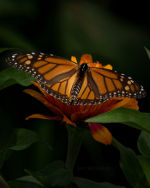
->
[6, 52, 79, 103]
[76, 67, 146, 104]
[6, 52, 146, 105]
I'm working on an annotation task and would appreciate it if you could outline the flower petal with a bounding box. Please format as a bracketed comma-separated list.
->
[103, 64, 113, 70]
[63, 116, 77, 127]
[71, 97, 139, 122]
[70, 98, 123, 121]
[79, 54, 113, 69]
[71, 56, 78, 63]
[24, 86, 76, 126]
[110, 97, 139, 111]
[26, 114, 62, 120]
[24, 89, 64, 117]
[88, 123, 112, 145]
[31, 82, 48, 96]
[80, 54, 93, 65]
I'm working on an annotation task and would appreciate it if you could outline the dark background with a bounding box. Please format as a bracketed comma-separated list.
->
[0, 0, 150, 187]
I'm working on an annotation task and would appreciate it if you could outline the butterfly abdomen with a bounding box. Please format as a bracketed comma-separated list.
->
[71, 63, 88, 101]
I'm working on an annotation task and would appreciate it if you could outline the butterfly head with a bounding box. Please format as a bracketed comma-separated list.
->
[79, 63, 89, 72]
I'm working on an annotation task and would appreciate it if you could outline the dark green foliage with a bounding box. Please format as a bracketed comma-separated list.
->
[25, 161, 73, 187]
[86, 108, 150, 133]
[0, 0, 150, 187]
[138, 131, 150, 157]
[112, 138, 150, 188]
[0, 67, 34, 90]
[144, 47, 150, 60]
[72, 177, 126, 188]
[0, 128, 39, 169]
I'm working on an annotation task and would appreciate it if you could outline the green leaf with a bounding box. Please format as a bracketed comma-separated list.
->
[16, 176, 44, 186]
[9, 180, 43, 188]
[9, 176, 44, 188]
[86, 108, 150, 133]
[73, 177, 125, 188]
[25, 160, 73, 187]
[0, 67, 35, 90]
[0, 176, 10, 188]
[144, 47, 150, 59]
[0, 129, 39, 168]
[0, 147, 12, 169]
[0, 79, 17, 90]
[138, 131, 150, 157]
[112, 137, 150, 188]
[138, 156, 150, 185]
[9, 128, 39, 151]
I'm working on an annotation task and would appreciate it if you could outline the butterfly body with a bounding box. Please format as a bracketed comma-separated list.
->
[71, 63, 89, 101]
[6, 52, 146, 105]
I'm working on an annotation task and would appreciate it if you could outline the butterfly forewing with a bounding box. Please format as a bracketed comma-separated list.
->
[6, 52, 78, 102]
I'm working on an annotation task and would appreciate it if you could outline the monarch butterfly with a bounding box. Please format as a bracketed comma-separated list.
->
[6, 52, 146, 105]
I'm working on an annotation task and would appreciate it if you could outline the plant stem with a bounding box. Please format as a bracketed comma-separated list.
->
[65, 125, 85, 170]
[112, 136, 125, 150]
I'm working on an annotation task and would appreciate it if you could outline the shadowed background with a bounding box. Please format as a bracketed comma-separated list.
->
[0, 0, 150, 186]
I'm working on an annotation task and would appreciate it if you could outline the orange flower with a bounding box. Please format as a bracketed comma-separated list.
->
[24, 54, 139, 145]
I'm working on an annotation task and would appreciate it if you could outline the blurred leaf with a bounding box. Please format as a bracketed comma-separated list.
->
[28, 120, 55, 170]
[112, 137, 149, 188]
[86, 108, 150, 133]
[0, 176, 10, 188]
[0, 26, 35, 50]
[9, 176, 44, 188]
[0, 147, 11, 169]
[144, 47, 150, 59]
[0, 0, 36, 16]
[0, 79, 17, 90]
[25, 160, 73, 187]
[138, 156, 150, 185]
[0, 128, 39, 168]
[0, 67, 34, 90]
[9, 181, 43, 188]
[137, 131, 150, 157]
[16, 176, 43, 186]
[9, 128, 39, 151]
[73, 177, 125, 188]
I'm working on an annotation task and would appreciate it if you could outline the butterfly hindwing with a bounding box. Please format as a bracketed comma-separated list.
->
[75, 67, 145, 104]
[88, 67, 145, 102]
